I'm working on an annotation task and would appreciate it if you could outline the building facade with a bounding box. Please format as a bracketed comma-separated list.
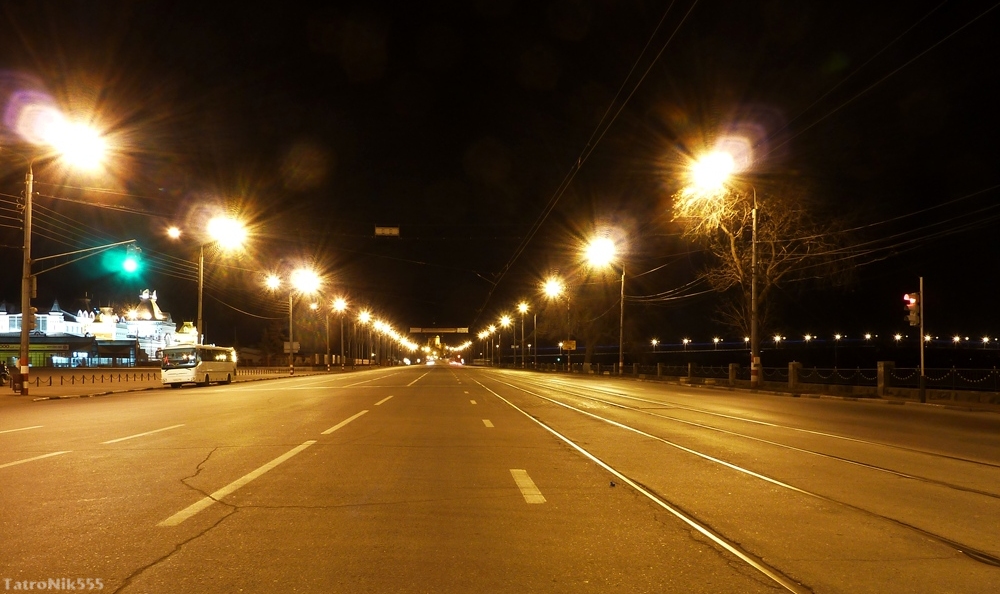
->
[0, 289, 197, 367]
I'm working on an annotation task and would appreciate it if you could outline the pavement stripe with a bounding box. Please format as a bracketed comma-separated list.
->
[406, 372, 430, 387]
[321, 410, 369, 435]
[470, 399, 477, 404]
[158, 440, 317, 527]
[374, 395, 394, 406]
[482, 419, 494, 428]
[509, 469, 545, 504]
[0, 451, 70, 470]
[102, 424, 185, 444]
[0, 425, 43, 434]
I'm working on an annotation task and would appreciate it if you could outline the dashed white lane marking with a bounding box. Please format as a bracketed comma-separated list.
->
[482, 419, 494, 428]
[509, 469, 545, 504]
[406, 372, 430, 387]
[322, 410, 369, 435]
[0, 425, 42, 435]
[464, 391, 469, 394]
[159, 441, 316, 527]
[102, 424, 185, 444]
[0, 451, 70, 470]
[470, 400, 477, 404]
[374, 395, 394, 406]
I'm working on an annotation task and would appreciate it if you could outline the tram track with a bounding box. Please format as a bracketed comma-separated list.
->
[530, 379, 1000, 500]
[479, 375, 1000, 571]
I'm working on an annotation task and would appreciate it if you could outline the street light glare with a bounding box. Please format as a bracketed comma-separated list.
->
[543, 277, 564, 298]
[333, 297, 348, 312]
[207, 216, 248, 250]
[689, 151, 735, 193]
[265, 274, 281, 290]
[517, 302, 529, 314]
[43, 117, 108, 171]
[584, 237, 616, 267]
[290, 268, 322, 294]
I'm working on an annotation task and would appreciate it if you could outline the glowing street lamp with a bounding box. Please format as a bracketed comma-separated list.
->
[172, 215, 249, 344]
[651, 338, 659, 352]
[17, 114, 107, 395]
[538, 275, 565, 368]
[499, 315, 512, 367]
[358, 309, 372, 367]
[686, 148, 760, 388]
[333, 297, 348, 370]
[488, 324, 497, 366]
[584, 235, 625, 375]
[517, 302, 529, 368]
[266, 267, 322, 375]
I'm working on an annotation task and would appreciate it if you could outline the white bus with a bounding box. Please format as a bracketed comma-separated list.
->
[161, 345, 237, 388]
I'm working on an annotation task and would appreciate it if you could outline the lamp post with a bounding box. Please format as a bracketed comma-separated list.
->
[686, 150, 760, 388]
[499, 315, 512, 367]
[17, 117, 108, 396]
[310, 302, 330, 371]
[333, 297, 347, 370]
[358, 310, 372, 366]
[517, 302, 529, 368]
[171, 216, 247, 345]
[584, 236, 625, 375]
[541, 276, 564, 370]
[487, 324, 497, 366]
[266, 267, 321, 376]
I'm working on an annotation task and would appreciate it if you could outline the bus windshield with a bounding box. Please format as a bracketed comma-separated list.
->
[162, 348, 198, 369]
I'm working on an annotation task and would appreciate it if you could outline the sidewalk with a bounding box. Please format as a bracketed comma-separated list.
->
[0, 367, 329, 402]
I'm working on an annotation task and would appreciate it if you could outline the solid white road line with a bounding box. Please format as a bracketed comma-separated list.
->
[321, 410, 369, 435]
[0, 425, 43, 434]
[470, 400, 477, 404]
[374, 395, 394, 406]
[158, 440, 317, 527]
[101, 424, 185, 444]
[509, 469, 545, 504]
[0, 451, 70, 470]
[406, 372, 430, 387]
[482, 419, 494, 428]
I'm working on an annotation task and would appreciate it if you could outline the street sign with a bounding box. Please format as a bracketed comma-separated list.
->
[375, 226, 400, 237]
[283, 341, 300, 354]
[563, 340, 577, 350]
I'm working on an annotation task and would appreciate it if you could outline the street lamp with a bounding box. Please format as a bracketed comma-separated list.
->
[651, 338, 659, 352]
[333, 297, 347, 370]
[358, 310, 372, 367]
[584, 236, 625, 375]
[517, 302, 529, 368]
[266, 267, 322, 375]
[540, 276, 564, 369]
[488, 324, 497, 366]
[685, 149, 760, 388]
[16, 115, 107, 396]
[170, 216, 248, 345]
[499, 315, 512, 367]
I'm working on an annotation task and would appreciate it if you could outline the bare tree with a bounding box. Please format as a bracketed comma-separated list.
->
[673, 183, 851, 336]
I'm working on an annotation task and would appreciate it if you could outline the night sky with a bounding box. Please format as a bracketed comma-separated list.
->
[1, 1, 999, 348]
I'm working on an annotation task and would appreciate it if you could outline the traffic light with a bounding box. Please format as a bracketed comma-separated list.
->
[24, 306, 37, 330]
[122, 245, 141, 274]
[904, 292, 920, 326]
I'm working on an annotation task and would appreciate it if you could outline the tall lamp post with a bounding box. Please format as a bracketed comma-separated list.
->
[487, 324, 497, 366]
[17, 116, 108, 396]
[266, 267, 321, 376]
[517, 302, 529, 368]
[686, 150, 760, 388]
[499, 315, 512, 367]
[358, 310, 372, 366]
[541, 276, 564, 369]
[584, 236, 625, 375]
[170, 216, 247, 345]
[333, 297, 347, 370]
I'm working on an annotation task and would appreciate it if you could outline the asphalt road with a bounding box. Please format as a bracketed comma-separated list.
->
[1, 366, 997, 593]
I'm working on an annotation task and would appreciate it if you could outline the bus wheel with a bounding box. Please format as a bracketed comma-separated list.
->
[222, 373, 232, 385]
[170, 383, 181, 389]
[200, 374, 210, 386]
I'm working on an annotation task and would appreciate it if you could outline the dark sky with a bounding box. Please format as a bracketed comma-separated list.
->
[1, 1, 999, 347]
